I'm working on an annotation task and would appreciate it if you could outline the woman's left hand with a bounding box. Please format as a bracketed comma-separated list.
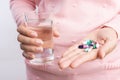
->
[59, 27, 118, 69]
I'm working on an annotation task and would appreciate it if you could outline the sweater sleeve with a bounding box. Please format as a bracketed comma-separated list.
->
[104, 13, 120, 40]
[10, 0, 36, 26]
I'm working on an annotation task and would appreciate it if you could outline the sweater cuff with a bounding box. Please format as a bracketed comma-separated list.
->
[103, 24, 120, 40]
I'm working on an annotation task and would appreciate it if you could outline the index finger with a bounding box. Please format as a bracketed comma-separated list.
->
[17, 24, 38, 37]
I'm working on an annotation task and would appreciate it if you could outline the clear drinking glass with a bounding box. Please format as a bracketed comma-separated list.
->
[24, 12, 54, 65]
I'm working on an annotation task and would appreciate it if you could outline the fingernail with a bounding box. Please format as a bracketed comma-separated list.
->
[36, 39, 43, 44]
[37, 47, 43, 52]
[58, 68, 63, 71]
[31, 32, 38, 37]
[59, 59, 65, 64]
[59, 64, 64, 69]
[70, 64, 76, 68]
[101, 53, 105, 58]
[22, 52, 34, 60]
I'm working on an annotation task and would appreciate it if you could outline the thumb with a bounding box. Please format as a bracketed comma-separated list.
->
[53, 27, 60, 37]
[98, 40, 117, 59]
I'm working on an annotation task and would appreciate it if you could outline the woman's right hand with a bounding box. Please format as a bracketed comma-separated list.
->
[17, 24, 59, 59]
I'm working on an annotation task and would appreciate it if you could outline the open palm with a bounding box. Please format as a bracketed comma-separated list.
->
[59, 27, 118, 69]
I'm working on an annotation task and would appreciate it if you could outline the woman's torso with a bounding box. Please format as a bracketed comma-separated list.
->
[26, 0, 120, 80]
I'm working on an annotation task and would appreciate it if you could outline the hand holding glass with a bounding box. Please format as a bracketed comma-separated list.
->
[25, 12, 54, 65]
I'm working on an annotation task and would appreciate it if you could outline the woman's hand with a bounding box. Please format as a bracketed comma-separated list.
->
[59, 27, 118, 69]
[17, 24, 59, 59]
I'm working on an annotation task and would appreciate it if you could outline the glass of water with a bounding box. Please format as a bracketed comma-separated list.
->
[24, 11, 54, 65]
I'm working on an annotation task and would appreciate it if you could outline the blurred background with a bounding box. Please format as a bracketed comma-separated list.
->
[0, 0, 26, 80]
